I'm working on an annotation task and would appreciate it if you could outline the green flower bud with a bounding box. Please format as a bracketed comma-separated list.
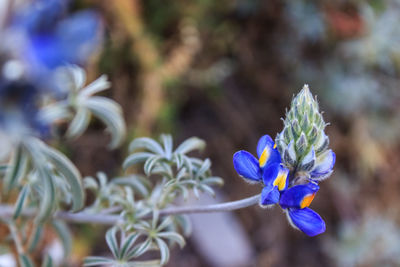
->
[276, 85, 331, 171]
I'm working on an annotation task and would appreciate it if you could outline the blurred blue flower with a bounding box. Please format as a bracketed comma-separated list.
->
[280, 182, 325, 237]
[233, 135, 289, 206]
[0, 0, 102, 137]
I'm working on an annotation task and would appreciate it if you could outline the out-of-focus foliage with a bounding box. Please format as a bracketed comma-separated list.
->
[83, 135, 222, 266]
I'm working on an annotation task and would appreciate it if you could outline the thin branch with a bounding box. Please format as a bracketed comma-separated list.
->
[0, 194, 260, 225]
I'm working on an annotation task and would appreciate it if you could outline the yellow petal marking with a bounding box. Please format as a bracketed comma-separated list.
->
[273, 143, 277, 149]
[259, 147, 270, 167]
[300, 193, 316, 209]
[273, 170, 288, 191]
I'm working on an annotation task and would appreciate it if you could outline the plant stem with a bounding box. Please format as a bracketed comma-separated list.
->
[0, 194, 260, 225]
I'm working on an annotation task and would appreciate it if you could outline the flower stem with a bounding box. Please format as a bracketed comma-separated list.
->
[159, 193, 261, 216]
[0, 194, 261, 225]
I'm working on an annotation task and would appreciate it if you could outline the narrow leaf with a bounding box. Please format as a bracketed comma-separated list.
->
[51, 220, 72, 257]
[66, 108, 91, 139]
[105, 227, 120, 259]
[13, 185, 30, 220]
[4, 145, 27, 192]
[157, 232, 185, 248]
[19, 254, 34, 267]
[175, 137, 205, 154]
[129, 137, 164, 154]
[155, 238, 170, 265]
[40, 143, 84, 211]
[83, 256, 114, 266]
[36, 167, 56, 223]
[85, 96, 126, 148]
[123, 152, 154, 170]
[120, 233, 140, 260]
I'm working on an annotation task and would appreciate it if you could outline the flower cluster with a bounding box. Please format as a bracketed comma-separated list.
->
[233, 85, 335, 236]
[0, 0, 102, 138]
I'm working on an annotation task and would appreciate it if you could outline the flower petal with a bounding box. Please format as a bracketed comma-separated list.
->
[257, 135, 281, 169]
[260, 185, 280, 206]
[233, 150, 261, 182]
[286, 208, 326, 236]
[311, 150, 335, 180]
[279, 183, 319, 209]
[262, 163, 289, 191]
[257, 135, 274, 158]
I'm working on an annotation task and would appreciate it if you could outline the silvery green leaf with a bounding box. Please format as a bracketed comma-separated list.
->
[195, 159, 211, 179]
[66, 108, 91, 139]
[83, 256, 114, 266]
[151, 162, 173, 178]
[106, 227, 120, 259]
[83, 176, 99, 191]
[176, 168, 187, 181]
[177, 185, 189, 201]
[19, 254, 34, 267]
[28, 224, 43, 252]
[85, 96, 126, 149]
[174, 137, 205, 154]
[181, 156, 193, 175]
[174, 215, 192, 236]
[123, 152, 154, 170]
[157, 232, 185, 248]
[173, 153, 183, 170]
[13, 185, 30, 220]
[40, 143, 84, 212]
[193, 186, 200, 198]
[120, 233, 140, 260]
[198, 184, 216, 197]
[156, 217, 173, 232]
[128, 238, 152, 259]
[52, 220, 72, 257]
[36, 167, 56, 223]
[112, 176, 150, 197]
[160, 134, 173, 160]
[129, 137, 164, 155]
[41, 255, 53, 267]
[0, 164, 8, 174]
[155, 238, 170, 265]
[144, 156, 163, 176]
[202, 176, 224, 186]
[4, 145, 27, 192]
[66, 65, 86, 91]
[39, 102, 71, 124]
[79, 75, 110, 98]
[97, 172, 108, 187]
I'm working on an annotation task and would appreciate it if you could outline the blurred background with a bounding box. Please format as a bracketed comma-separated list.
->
[7, 0, 400, 266]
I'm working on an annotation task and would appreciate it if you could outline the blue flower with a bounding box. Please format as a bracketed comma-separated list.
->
[0, 0, 102, 137]
[233, 135, 289, 206]
[279, 182, 326, 236]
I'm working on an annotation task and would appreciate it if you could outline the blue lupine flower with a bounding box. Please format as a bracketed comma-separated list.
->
[233, 135, 289, 206]
[0, 0, 102, 137]
[233, 134, 334, 236]
[280, 182, 325, 236]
